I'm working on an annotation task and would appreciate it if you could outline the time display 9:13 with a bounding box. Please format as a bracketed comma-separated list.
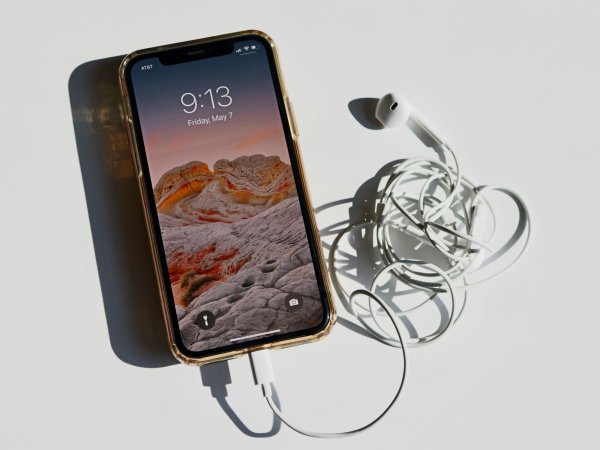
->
[180, 86, 232, 114]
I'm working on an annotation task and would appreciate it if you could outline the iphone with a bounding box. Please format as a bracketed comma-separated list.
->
[119, 30, 335, 364]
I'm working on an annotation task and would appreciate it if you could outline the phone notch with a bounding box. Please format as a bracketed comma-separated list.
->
[159, 41, 234, 66]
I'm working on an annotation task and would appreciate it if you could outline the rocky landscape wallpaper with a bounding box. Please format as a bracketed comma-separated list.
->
[154, 154, 324, 352]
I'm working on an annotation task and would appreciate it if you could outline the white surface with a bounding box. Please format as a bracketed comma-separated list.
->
[1, 1, 599, 448]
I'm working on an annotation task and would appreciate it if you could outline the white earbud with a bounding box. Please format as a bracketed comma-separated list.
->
[375, 93, 446, 146]
[375, 93, 413, 128]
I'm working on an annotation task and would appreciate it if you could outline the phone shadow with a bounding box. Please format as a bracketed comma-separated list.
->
[68, 56, 282, 437]
[69, 56, 177, 368]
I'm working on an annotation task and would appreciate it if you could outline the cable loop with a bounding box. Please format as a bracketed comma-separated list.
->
[330, 143, 531, 346]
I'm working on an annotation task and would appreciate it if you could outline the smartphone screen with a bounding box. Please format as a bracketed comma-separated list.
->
[125, 34, 331, 358]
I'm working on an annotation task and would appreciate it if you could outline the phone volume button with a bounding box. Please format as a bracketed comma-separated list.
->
[125, 121, 143, 177]
[285, 97, 300, 138]
[132, 151, 142, 177]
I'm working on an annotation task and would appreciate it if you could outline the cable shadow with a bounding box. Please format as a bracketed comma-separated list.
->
[315, 161, 419, 339]
[318, 97, 456, 341]
[68, 56, 177, 368]
[200, 361, 282, 437]
[316, 164, 454, 342]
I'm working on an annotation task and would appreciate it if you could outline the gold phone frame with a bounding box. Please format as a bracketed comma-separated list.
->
[118, 30, 336, 366]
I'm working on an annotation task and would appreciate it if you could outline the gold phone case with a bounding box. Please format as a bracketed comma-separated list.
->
[118, 30, 336, 366]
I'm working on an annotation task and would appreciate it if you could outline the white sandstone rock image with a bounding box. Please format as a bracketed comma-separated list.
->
[154, 154, 323, 351]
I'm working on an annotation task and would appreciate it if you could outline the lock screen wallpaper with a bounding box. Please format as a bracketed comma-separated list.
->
[130, 40, 325, 352]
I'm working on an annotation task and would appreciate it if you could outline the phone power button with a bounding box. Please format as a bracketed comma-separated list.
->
[285, 97, 300, 138]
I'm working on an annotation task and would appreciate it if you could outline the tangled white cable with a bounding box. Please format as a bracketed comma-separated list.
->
[250, 93, 531, 438]
[334, 92, 532, 346]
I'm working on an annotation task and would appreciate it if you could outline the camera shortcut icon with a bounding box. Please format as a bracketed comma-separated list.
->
[284, 293, 304, 312]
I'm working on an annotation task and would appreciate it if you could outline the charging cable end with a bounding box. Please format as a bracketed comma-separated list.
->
[249, 349, 275, 397]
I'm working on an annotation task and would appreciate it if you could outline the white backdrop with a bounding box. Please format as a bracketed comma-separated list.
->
[1, 1, 599, 449]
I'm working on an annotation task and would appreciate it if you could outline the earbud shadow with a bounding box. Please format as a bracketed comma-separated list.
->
[348, 96, 446, 160]
[348, 98, 384, 130]
[200, 361, 282, 437]
[69, 56, 177, 368]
